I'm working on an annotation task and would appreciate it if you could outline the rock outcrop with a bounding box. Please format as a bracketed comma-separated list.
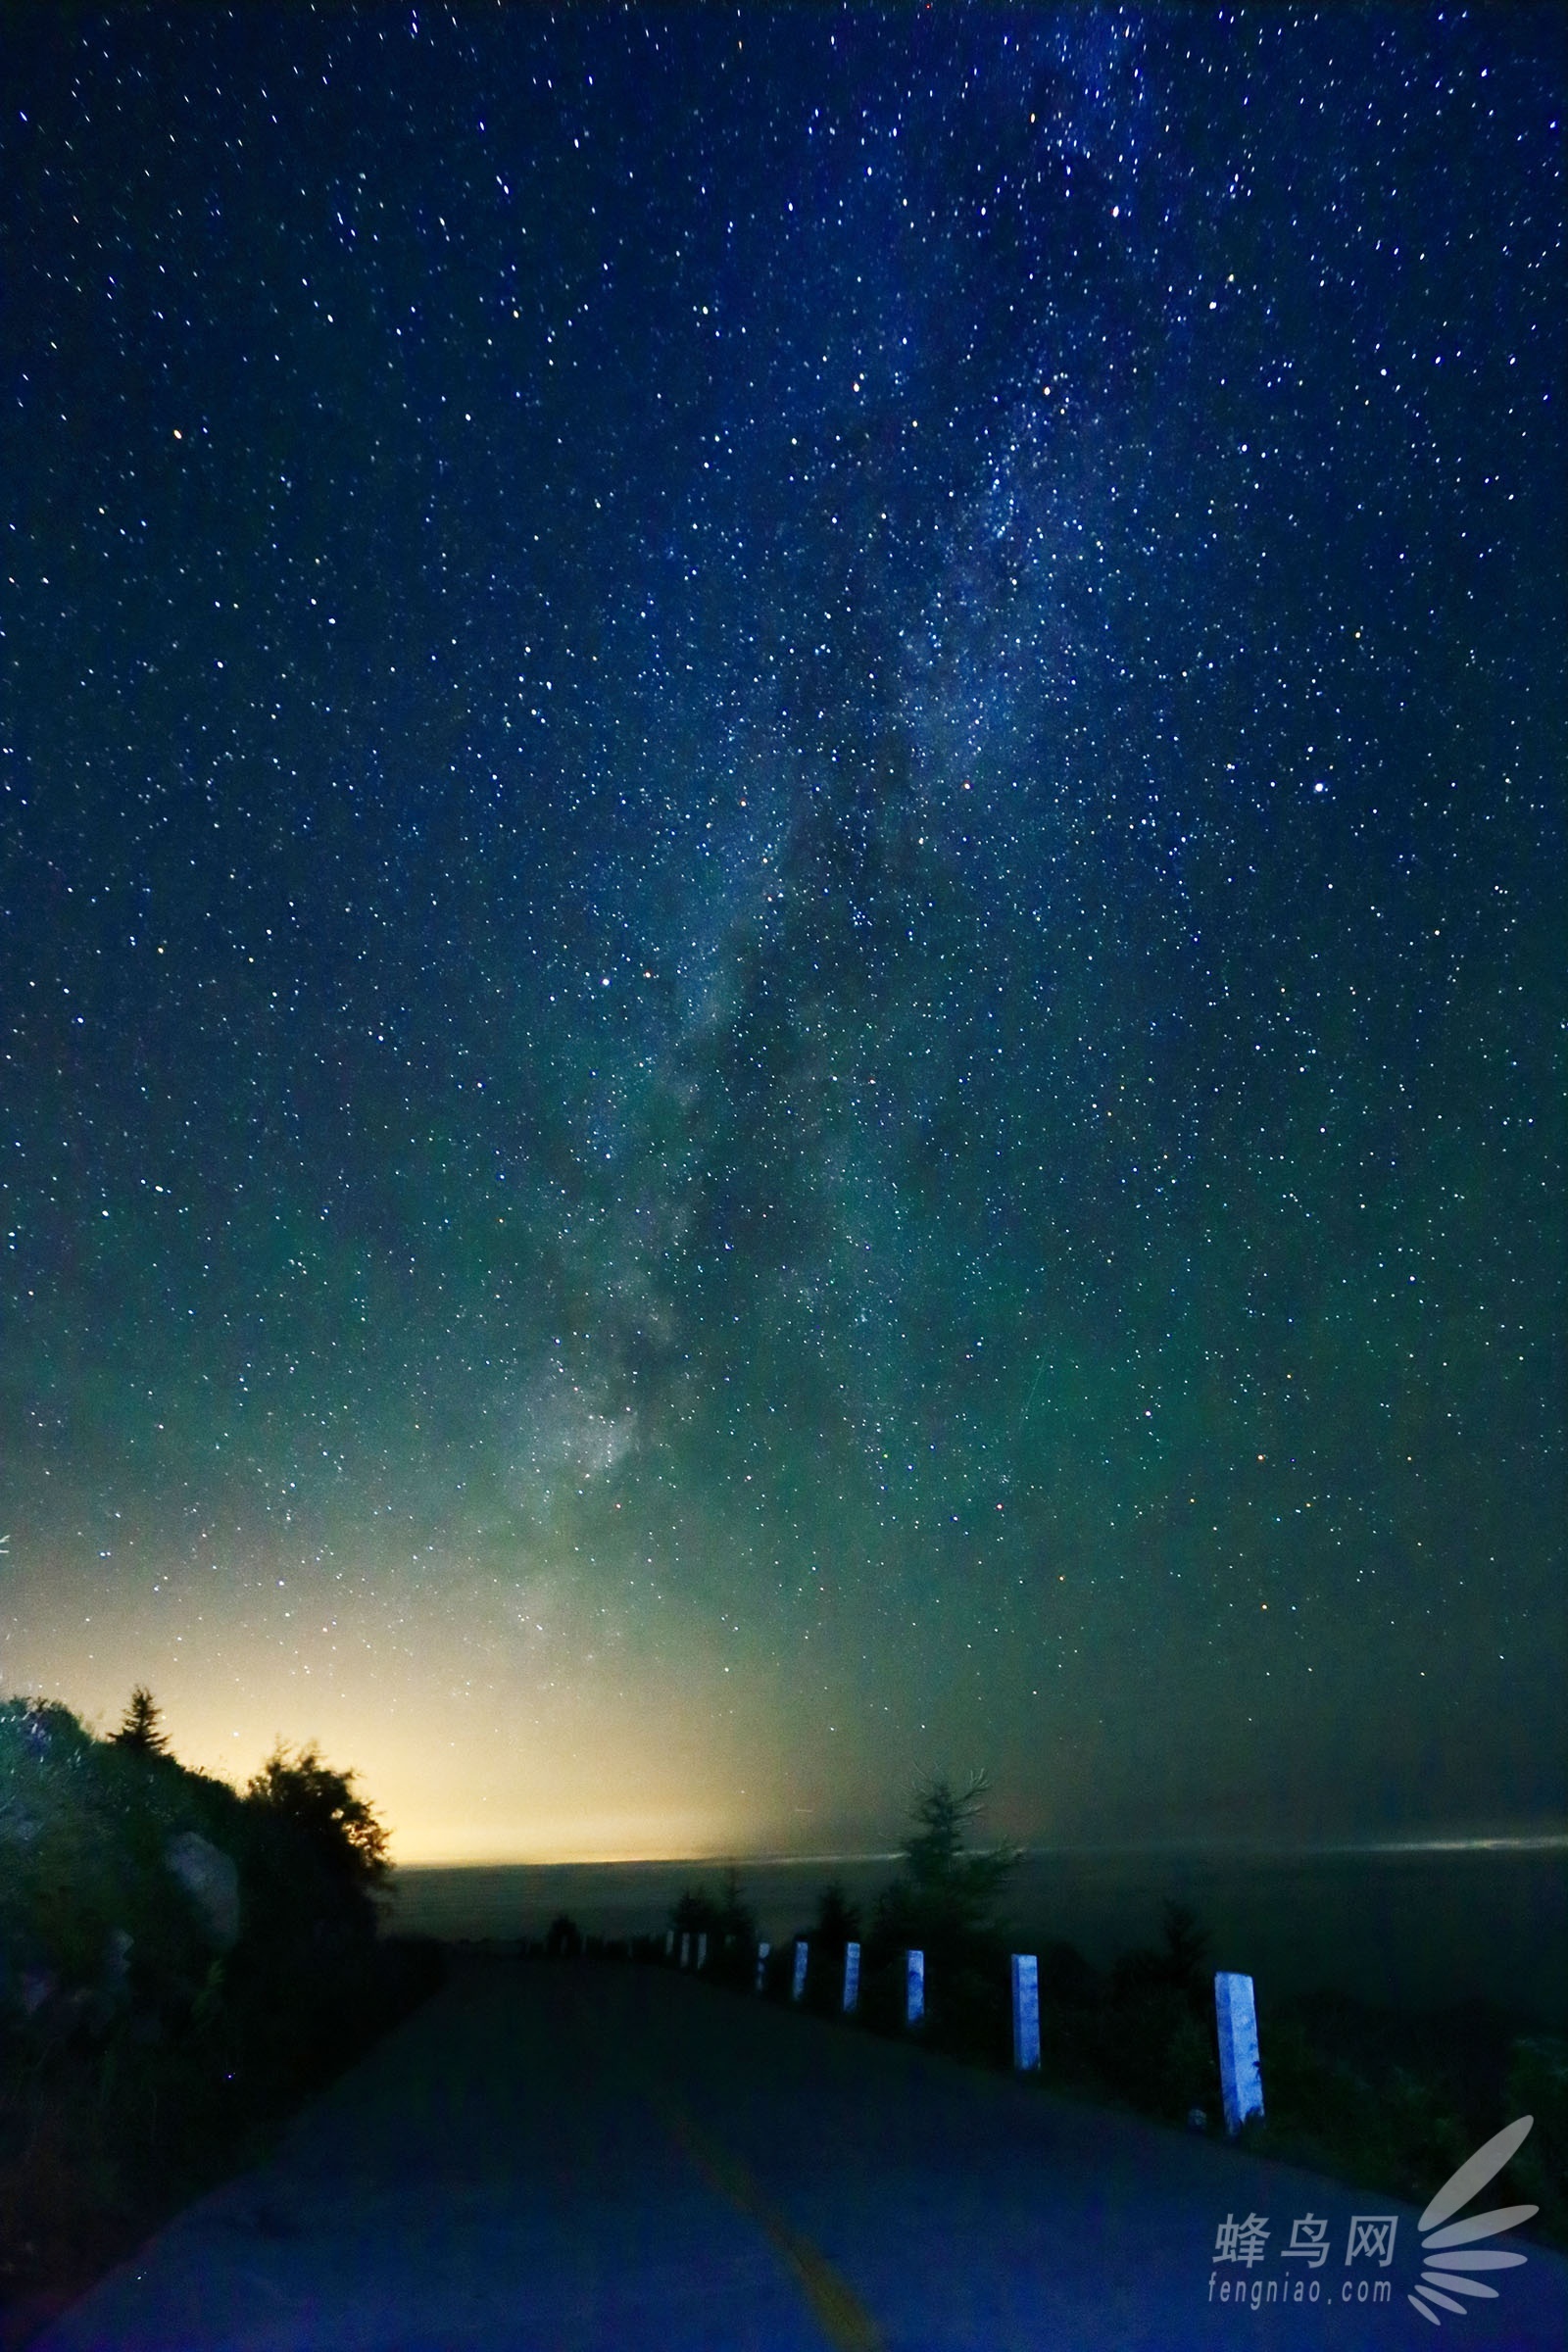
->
[165, 1830, 241, 1948]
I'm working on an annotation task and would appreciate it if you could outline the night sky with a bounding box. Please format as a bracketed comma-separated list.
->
[2, 8, 1562, 1864]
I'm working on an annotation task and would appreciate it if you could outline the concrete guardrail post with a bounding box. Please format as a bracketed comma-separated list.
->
[906, 1946, 924, 2027]
[1214, 1971, 1264, 2134]
[679, 1931, 691, 1970]
[755, 1939, 770, 1992]
[792, 1937, 809, 2002]
[1010, 1952, 1041, 2071]
[664, 1929, 674, 1958]
[842, 1939, 860, 2014]
[697, 1931, 708, 1971]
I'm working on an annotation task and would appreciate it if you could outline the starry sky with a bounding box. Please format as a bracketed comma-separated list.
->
[2, 7, 1562, 1865]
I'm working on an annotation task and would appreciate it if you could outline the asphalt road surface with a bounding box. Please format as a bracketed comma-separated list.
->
[31, 1956, 1568, 2351]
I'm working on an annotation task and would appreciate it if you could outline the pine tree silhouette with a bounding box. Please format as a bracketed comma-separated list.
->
[111, 1685, 170, 1754]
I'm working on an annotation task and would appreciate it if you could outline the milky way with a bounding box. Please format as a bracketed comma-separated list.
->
[2, 9, 1561, 1859]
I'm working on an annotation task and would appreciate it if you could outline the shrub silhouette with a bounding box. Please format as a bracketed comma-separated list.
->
[544, 1912, 583, 1958]
[1040, 1938, 1100, 2008]
[669, 1870, 758, 1949]
[670, 1885, 721, 1937]
[1505, 2036, 1568, 2243]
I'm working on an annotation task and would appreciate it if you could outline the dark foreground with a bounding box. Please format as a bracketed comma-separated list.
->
[29, 1957, 1568, 2351]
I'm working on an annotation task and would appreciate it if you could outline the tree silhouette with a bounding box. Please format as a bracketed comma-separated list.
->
[713, 1866, 758, 1944]
[872, 1771, 1018, 1961]
[1159, 1900, 1210, 1996]
[813, 1881, 862, 1952]
[670, 1885, 721, 1936]
[111, 1685, 170, 1755]
[244, 1741, 390, 1894]
[1112, 1899, 1212, 2007]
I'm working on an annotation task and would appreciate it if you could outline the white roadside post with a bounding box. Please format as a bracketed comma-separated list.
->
[1011, 1952, 1041, 2072]
[755, 1939, 771, 1992]
[792, 1938, 809, 2002]
[1214, 1972, 1264, 2134]
[664, 1929, 674, 1958]
[697, 1932, 708, 1972]
[680, 1931, 691, 1970]
[906, 1947, 925, 2028]
[842, 1940, 861, 2014]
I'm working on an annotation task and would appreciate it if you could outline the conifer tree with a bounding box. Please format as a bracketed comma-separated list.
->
[111, 1685, 170, 1754]
[872, 1770, 1019, 1960]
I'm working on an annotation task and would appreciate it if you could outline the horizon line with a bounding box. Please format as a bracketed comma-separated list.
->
[389, 1829, 1568, 1872]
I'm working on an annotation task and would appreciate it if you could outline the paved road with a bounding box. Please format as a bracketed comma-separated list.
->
[31, 1957, 1567, 2350]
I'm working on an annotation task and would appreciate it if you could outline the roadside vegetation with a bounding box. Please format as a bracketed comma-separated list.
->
[0, 1690, 444, 2344]
[658, 1772, 1565, 2252]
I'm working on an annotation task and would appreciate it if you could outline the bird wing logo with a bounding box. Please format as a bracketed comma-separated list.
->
[1407, 2113, 1537, 2327]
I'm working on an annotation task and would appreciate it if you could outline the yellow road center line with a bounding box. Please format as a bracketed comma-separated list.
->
[657, 2093, 885, 2352]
